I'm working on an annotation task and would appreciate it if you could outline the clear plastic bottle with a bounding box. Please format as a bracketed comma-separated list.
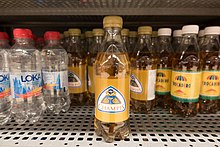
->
[130, 26, 157, 113]
[63, 31, 70, 50]
[151, 31, 159, 54]
[129, 31, 137, 57]
[67, 29, 88, 106]
[155, 28, 172, 108]
[9, 28, 45, 124]
[94, 16, 130, 142]
[0, 32, 11, 125]
[87, 29, 104, 105]
[172, 30, 183, 52]
[85, 31, 93, 54]
[199, 26, 220, 114]
[170, 25, 201, 117]
[36, 37, 45, 51]
[198, 30, 205, 47]
[41, 31, 70, 114]
[121, 28, 130, 55]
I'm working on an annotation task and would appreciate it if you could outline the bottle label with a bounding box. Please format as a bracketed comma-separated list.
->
[171, 70, 201, 102]
[10, 72, 42, 99]
[88, 66, 94, 93]
[130, 69, 156, 101]
[42, 71, 68, 90]
[155, 69, 172, 95]
[95, 76, 129, 123]
[0, 72, 10, 98]
[200, 71, 220, 100]
[68, 65, 87, 93]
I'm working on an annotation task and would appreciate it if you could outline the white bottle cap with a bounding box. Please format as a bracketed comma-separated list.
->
[198, 30, 205, 37]
[173, 30, 182, 37]
[158, 28, 172, 36]
[204, 26, 220, 35]
[182, 25, 199, 34]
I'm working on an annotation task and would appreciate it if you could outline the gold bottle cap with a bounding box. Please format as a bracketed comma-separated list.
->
[64, 31, 69, 37]
[85, 31, 93, 38]
[138, 26, 152, 35]
[92, 28, 104, 36]
[152, 31, 158, 37]
[68, 28, 81, 36]
[103, 16, 123, 28]
[121, 28, 129, 36]
[80, 33, 85, 39]
[129, 31, 137, 37]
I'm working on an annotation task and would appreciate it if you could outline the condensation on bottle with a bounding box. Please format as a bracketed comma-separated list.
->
[0, 32, 11, 125]
[41, 31, 70, 114]
[9, 28, 46, 124]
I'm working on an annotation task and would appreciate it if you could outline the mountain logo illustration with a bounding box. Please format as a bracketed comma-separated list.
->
[157, 72, 165, 77]
[68, 71, 81, 87]
[205, 88, 217, 93]
[207, 75, 219, 80]
[156, 85, 165, 89]
[175, 75, 187, 81]
[174, 89, 185, 95]
[130, 74, 143, 93]
[97, 86, 126, 113]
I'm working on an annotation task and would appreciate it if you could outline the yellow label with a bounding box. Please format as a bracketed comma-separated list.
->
[95, 76, 130, 123]
[200, 71, 220, 100]
[156, 69, 172, 95]
[130, 69, 156, 101]
[88, 66, 94, 93]
[68, 64, 87, 93]
[171, 70, 201, 102]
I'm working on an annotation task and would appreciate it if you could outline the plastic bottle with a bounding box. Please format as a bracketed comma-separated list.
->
[0, 32, 11, 125]
[198, 30, 205, 47]
[199, 26, 220, 114]
[170, 25, 201, 117]
[94, 16, 130, 142]
[172, 30, 183, 52]
[9, 28, 45, 124]
[130, 26, 157, 113]
[85, 31, 93, 54]
[87, 29, 104, 105]
[155, 28, 173, 108]
[121, 28, 130, 56]
[151, 31, 159, 54]
[36, 37, 45, 51]
[63, 31, 70, 50]
[67, 29, 88, 106]
[129, 31, 137, 57]
[41, 31, 70, 114]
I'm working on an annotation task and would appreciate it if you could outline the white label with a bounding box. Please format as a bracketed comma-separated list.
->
[42, 71, 68, 90]
[130, 74, 143, 93]
[97, 86, 126, 113]
[148, 70, 156, 100]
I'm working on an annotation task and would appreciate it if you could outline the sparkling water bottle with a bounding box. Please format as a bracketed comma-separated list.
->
[0, 32, 11, 125]
[41, 31, 70, 114]
[9, 28, 45, 124]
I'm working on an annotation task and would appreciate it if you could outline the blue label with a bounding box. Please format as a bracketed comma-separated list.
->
[0, 72, 10, 98]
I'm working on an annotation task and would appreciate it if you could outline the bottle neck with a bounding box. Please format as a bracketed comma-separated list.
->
[180, 33, 199, 52]
[122, 35, 129, 43]
[94, 36, 103, 44]
[15, 38, 33, 45]
[103, 27, 123, 43]
[202, 34, 220, 52]
[136, 34, 152, 52]
[70, 35, 80, 43]
[68, 35, 82, 53]
[159, 36, 171, 43]
[0, 39, 9, 47]
[45, 40, 60, 46]
[204, 34, 219, 42]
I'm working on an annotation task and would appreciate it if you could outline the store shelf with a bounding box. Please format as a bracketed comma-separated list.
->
[0, 106, 219, 147]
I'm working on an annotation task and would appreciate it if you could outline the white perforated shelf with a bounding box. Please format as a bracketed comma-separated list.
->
[0, 106, 219, 147]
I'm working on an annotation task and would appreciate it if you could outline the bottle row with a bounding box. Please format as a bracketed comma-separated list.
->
[0, 16, 219, 143]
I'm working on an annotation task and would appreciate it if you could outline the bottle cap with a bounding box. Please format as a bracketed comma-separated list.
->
[204, 26, 220, 35]
[68, 28, 81, 36]
[92, 29, 104, 36]
[103, 16, 123, 28]
[44, 31, 60, 40]
[121, 28, 129, 36]
[182, 25, 199, 34]
[129, 31, 137, 37]
[198, 30, 205, 37]
[158, 28, 172, 36]
[173, 30, 182, 37]
[85, 31, 93, 38]
[25, 29, 33, 39]
[152, 31, 158, 37]
[13, 28, 31, 39]
[64, 31, 69, 37]
[138, 26, 152, 35]
[0, 32, 9, 40]
[80, 33, 85, 39]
